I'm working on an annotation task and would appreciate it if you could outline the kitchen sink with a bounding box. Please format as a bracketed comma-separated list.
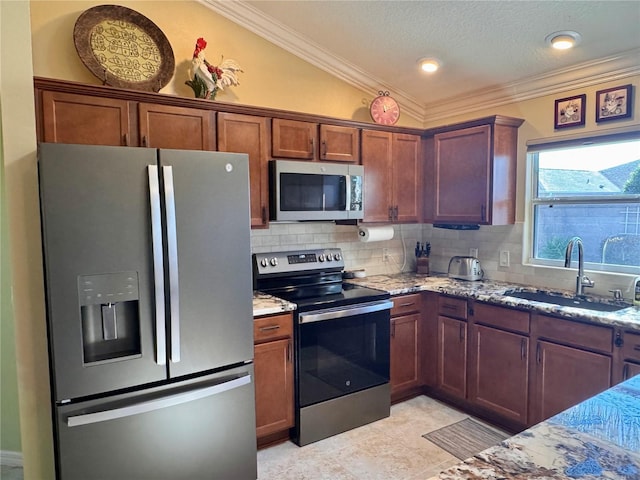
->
[503, 290, 630, 312]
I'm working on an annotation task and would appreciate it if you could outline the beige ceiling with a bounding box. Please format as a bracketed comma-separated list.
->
[203, 0, 640, 122]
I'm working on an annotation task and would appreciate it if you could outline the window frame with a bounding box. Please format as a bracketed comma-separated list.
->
[525, 126, 640, 275]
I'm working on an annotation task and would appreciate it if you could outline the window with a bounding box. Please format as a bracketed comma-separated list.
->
[528, 132, 640, 274]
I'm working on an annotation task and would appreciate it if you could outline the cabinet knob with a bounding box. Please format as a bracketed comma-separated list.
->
[322, 140, 327, 157]
[615, 332, 624, 347]
[261, 206, 267, 224]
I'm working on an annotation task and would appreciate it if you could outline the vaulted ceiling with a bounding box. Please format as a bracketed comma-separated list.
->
[203, 0, 640, 123]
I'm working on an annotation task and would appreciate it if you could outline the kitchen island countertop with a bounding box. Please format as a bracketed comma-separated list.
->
[347, 272, 640, 331]
[429, 374, 640, 479]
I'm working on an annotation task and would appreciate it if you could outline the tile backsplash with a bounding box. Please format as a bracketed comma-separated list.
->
[251, 222, 637, 300]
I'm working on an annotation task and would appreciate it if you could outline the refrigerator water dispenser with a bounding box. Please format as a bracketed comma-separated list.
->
[78, 272, 141, 364]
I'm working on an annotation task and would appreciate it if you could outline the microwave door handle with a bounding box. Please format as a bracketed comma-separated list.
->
[163, 166, 181, 363]
[148, 166, 166, 366]
[345, 175, 352, 211]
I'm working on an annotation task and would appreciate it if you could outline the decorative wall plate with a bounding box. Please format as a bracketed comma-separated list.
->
[74, 5, 175, 92]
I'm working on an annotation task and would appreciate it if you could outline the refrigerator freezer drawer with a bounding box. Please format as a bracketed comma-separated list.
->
[55, 365, 257, 480]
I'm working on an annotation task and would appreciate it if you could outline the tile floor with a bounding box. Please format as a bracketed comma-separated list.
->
[257, 395, 508, 480]
[1, 396, 506, 480]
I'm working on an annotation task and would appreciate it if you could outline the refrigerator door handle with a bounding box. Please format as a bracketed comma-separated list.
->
[66, 374, 251, 427]
[162, 166, 181, 363]
[148, 166, 166, 366]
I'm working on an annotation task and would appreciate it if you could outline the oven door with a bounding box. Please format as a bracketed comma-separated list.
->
[296, 300, 392, 408]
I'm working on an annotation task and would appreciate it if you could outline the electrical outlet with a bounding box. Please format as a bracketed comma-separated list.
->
[469, 248, 478, 258]
[383, 248, 390, 262]
[499, 250, 510, 267]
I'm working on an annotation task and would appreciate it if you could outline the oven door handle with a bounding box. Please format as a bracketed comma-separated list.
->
[299, 299, 394, 324]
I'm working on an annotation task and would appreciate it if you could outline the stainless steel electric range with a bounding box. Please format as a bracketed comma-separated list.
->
[253, 248, 393, 446]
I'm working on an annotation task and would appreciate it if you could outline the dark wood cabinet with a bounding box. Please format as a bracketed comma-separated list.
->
[319, 124, 360, 163]
[469, 324, 529, 425]
[38, 90, 215, 151]
[438, 315, 467, 399]
[138, 103, 215, 150]
[272, 118, 317, 160]
[420, 292, 439, 388]
[530, 339, 611, 424]
[425, 116, 523, 225]
[253, 313, 294, 445]
[217, 113, 271, 228]
[529, 314, 613, 424]
[361, 130, 422, 223]
[390, 294, 421, 401]
[39, 90, 133, 146]
[436, 296, 468, 400]
[613, 330, 640, 384]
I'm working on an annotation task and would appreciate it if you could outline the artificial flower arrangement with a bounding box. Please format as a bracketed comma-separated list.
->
[185, 38, 242, 100]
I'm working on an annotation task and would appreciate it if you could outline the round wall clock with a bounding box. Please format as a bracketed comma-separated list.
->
[370, 91, 400, 125]
[73, 5, 175, 92]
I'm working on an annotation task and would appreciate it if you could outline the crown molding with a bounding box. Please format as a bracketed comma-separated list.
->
[200, 1, 638, 124]
[199, 0, 426, 121]
[424, 49, 640, 123]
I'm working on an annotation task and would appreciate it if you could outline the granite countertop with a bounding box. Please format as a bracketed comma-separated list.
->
[252, 291, 296, 317]
[346, 272, 640, 331]
[430, 374, 640, 479]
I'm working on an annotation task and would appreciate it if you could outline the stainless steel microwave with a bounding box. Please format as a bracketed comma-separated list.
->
[269, 160, 364, 221]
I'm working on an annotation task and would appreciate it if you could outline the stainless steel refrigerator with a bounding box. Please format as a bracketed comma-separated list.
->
[38, 143, 257, 480]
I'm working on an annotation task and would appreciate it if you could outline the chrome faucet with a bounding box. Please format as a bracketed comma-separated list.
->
[564, 237, 595, 297]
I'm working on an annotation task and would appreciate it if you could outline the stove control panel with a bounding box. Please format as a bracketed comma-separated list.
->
[253, 248, 345, 276]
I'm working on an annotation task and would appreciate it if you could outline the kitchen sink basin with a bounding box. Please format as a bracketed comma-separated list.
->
[503, 290, 630, 312]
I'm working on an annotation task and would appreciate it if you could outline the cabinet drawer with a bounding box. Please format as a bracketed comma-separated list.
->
[621, 331, 640, 362]
[438, 296, 467, 320]
[253, 313, 293, 343]
[391, 293, 422, 317]
[535, 315, 613, 354]
[472, 302, 529, 334]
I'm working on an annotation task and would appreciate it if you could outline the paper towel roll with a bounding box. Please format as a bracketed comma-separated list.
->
[358, 225, 394, 242]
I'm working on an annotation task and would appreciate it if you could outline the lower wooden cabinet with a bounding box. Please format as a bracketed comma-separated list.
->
[253, 313, 294, 443]
[530, 340, 611, 424]
[623, 361, 640, 381]
[469, 324, 528, 425]
[390, 294, 421, 401]
[437, 315, 467, 399]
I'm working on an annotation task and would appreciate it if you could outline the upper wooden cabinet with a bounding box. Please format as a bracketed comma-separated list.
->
[40, 90, 134, 146]
[272, 119, 317, 160]
[424, 116, 524, 225]
[217, 113, 271, 228]
[138, 103, 215, 150]
[362, 130, 422, 223]
[38, 90, 215, 151]
[319, 124, 359, 163]
[272, 119, 360, 163]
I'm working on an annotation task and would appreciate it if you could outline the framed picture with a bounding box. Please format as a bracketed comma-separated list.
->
[554, 94, 586, 129]
[596, 84, 633, 123]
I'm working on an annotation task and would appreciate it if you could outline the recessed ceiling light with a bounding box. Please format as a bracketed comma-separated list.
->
[418, 58, 441, 73]
[545, 31, 582, 50]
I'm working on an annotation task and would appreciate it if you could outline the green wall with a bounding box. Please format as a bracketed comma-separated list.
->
[0, 109, 22, 454]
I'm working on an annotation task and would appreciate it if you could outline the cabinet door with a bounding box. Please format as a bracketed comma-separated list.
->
[469, 324, 528, 425]
[437, 316, 467, 399]
[433, 125, 491, 224]
[531, 340, 611, 424]
[272, 119, 317, 159]
[392, 133, 422, 223]
[40, 91, 132, 146]
[361, 129, 393, 222]
[138, 103, 214, 151]
[217, 113, 270, 228]
[254, 338, 294, 438]
[390, 313, 420, 397]
[623, 362, 640, 381]
[319, 124, 360, 163]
